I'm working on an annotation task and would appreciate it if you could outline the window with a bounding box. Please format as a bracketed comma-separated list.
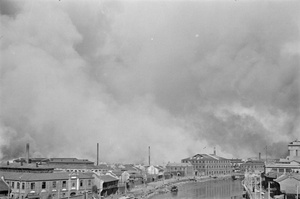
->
[80, 180, 83, 187]
[42, 182, 46, 189]
[17, 182, 20, 189]
[12, 182, 14, 189]
[52, 181, 56, 189]
[31, 183, 35, 190]
[88, 180, 91, 186]
[62, 181, 66, 188]
[22, 183, 25, 190]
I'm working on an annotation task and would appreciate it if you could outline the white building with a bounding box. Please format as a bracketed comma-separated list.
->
[287, 140, 300, 162]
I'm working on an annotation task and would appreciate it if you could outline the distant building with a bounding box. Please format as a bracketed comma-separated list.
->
[275, 173, 300, 195]
[46, 158, 99, 173]
[266, 159, 300, 176]
[240, 160, 264, 173]
[165, 162, 194, 177]
[181, 154, 231, 176]
[0, 162, 54, 173]
[265, 140, 300, 176]
[287, 140, 300, 162]
[145, 166, 159, 175]
[1, 172, 93, 199]
[92, 174, 118, 197]
[230, 159, 243, 173]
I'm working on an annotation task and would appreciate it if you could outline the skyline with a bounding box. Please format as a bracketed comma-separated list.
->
[0, 0, 299, 165]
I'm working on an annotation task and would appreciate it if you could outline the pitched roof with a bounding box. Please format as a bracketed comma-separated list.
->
[182, 154, 229, 161]
[48, 158, 94, 165]
[275, 174, 300, 183]
[0, 172, 93, 181]
[0, 179, 9, 192]
[51, 164, 97, 170]
[99, 175, 118, 182]
[243, 160, 265, 165]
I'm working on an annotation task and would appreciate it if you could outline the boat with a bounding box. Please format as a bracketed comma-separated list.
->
[170, 185, 178, 193]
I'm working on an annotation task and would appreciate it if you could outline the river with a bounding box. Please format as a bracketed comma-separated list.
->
[150, 178, 244, 199]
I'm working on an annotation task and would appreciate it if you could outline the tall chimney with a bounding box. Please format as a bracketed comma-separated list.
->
[259, 152, 261, 160]
[213, 147, 216, 155]
[26, 143, 30, 164]
[97, 143, 99, 166]
[148, 146, 151, 166]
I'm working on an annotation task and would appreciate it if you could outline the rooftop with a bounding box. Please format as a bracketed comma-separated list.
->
[275, 173, 300, 182]
[0, 162, 54, 172]
[0, 179, 9, 192]
[96, 174, 118, 182]
[182, 154, 229, 161]
[243, 160, 265, 164]
[0, 172, 93, 181]
[48, 158, 94, 164]
[166, 162, 193, 167]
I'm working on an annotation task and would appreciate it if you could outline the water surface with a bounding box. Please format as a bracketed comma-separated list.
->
[151, 178, 243, 199]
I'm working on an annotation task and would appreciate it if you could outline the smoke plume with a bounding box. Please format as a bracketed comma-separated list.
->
[0, 0, 299, 164]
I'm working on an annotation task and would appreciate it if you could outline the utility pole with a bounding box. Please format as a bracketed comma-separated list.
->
[265, 146, 267, 164]
[268, 181, 270, 199]
[97, 143, 99, 166]
[297, 184, 298, 199]
[148, 146, 151, 166]
[260, 175, 262, 199]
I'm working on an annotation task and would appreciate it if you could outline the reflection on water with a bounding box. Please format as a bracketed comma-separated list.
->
[151, 179, 243, 199]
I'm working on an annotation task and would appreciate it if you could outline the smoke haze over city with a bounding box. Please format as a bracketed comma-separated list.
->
[0, 0, 299, 165]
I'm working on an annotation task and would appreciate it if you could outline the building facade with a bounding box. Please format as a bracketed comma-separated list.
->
[165, 163, 194, 177]
[1, 172, 93, 199]
[92, 174, 118, 197]
[287, 140, 300, 162]
[240, 160, 265, 173]
[181, 154, 231, 176]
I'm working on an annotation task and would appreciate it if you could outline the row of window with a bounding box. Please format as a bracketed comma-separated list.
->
[182, 160, 230, 164]
[7, 180, 92, 190]
[194, 165, 230, 169]
[169, 167, 185, 171]
[207, 170, 230, 175]
[66, 169, 105, 173]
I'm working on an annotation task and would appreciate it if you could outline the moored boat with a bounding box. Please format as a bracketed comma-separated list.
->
[170, 185, 178, 193]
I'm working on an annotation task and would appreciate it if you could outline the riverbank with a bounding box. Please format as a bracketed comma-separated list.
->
[109, 175, 232, 199]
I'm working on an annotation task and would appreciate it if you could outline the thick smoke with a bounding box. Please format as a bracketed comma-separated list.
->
[0, 0, 299, 164]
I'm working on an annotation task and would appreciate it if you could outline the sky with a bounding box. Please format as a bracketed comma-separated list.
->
[0, 0, 299, 165]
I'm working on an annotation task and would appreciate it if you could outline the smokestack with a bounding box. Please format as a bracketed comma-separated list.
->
[214, 147, 216, 155]
[148, 146, 151, 166]
[97, 143, 99, 166]
[259, 152, 261, 160]
[26, 143, 29, 164]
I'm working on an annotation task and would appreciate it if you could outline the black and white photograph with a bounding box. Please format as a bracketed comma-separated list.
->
[0, 0, 299, 198]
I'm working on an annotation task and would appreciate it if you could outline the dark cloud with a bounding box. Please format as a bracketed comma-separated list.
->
[0, 0, 299, 164]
